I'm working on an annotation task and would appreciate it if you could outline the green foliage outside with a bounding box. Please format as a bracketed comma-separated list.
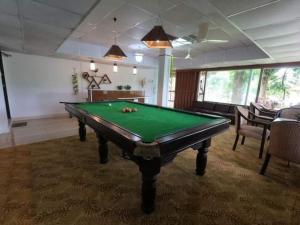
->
[261, 68, 300, 106]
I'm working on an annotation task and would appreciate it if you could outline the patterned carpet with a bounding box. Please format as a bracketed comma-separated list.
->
[0, 127, 299, 225]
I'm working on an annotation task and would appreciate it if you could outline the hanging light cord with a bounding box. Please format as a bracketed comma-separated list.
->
[113, 17, 117, 45]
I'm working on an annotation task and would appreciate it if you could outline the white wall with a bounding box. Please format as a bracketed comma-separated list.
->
[3, 52, 157, 120]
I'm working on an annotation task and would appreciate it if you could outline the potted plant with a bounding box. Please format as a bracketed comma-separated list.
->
[116, 85, 123, 90]
[124, 85, 131, 90]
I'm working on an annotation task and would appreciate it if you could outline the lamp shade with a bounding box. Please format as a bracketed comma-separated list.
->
[141, 26, 174, 48]
[104, 45, 127, 60]
[133, 66, 137, 75]
[113, 62, 118, 72]
[90, 60, 96, 71]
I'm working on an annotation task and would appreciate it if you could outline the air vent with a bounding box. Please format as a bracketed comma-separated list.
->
[12, 121, 27, 128]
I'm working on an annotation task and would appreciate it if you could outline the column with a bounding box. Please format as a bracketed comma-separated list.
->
[156, 49, 172, 107]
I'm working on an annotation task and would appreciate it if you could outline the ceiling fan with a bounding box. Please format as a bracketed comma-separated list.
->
[194, 22, 229, 44]
[184, 48, 192, 60]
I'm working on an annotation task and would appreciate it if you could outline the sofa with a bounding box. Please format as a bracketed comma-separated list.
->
[189, 101, 237, 124]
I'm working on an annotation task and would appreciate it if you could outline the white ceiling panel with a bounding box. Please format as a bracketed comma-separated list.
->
[75, 0, 125, 33]
[244, 19, 300, 40]
[162, 3, 206, 29]
[0, 13, 20, 30]
[123, 27, 147, 40]
[80, 28, 113, 45]
[22, 0, 82, 29]
[256, 32, 300, 48]
[0, 14, 22, 43]
[125, 0, 181, 15]
[272, 51, 300, 58]
[24, 20, 71, 39]
[210, 0, 279, 16]
[228, 0, 300, 30]
[33, 0, 98, 15]
[0, 0, 18, 16]
[0, 36, 23, 51]
[103, 4, 153, 30]
[265, 43, 300, 54]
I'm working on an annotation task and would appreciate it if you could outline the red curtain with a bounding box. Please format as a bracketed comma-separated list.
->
[174, 70, 199, 110]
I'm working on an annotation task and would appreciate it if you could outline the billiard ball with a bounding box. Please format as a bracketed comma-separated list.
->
[132, 108, 138, 112]
[127, 108, 132, 113]
[122, 108, 127, 113]
[108, 103, 112, 107]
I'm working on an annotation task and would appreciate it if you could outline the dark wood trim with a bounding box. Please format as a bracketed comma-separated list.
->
[202, 71, 207, 102]
[255, 67, 264, 102]
[176, 61, 300, 72]
[0, 51, 11, 119]
[194, 72, 200, 102]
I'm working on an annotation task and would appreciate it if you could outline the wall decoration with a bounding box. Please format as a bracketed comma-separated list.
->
[140, 78, 146, 88]
[72, 70, 79, 95]
[82, 72, 112, 89]
[116, 85, 123, 90]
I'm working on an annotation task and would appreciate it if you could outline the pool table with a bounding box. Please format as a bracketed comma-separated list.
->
[62, 101, 230, 213]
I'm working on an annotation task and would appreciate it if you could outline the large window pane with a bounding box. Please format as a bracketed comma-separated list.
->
[197, 71, 206, 101]
[204, 69, 261, 105]
[167, 76, 176, 108]
[258, 67, 300, 108]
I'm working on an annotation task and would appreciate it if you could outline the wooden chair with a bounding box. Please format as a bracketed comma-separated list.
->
[233, 106, 270, 158]
[249, 102, 276, 123]
[260, 119, 300, 175]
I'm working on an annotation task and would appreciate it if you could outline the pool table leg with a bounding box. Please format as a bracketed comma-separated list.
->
[138, 158, 161, 214]
[96, 132, 108, 164]
[196, 139, 211, 176]
[78, 120, 86, 142]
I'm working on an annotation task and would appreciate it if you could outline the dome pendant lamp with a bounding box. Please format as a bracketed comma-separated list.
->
[103, 17, 127, 60]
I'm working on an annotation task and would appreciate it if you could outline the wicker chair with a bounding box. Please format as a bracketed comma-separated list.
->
[233, 106, 270, 158]
[260, 119, 300, 175]
[276, 107, 300, 120]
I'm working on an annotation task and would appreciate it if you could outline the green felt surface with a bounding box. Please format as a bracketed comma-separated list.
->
[76, 101, 219, 142]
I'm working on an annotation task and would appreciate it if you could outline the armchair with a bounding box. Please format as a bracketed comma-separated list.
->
[233, 106, 270, 158]
[260, 119, 300, 175]
[276, 107, 300, 120]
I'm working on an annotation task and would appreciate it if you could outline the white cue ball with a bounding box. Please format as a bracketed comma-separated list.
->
[108, 103, 112, 106]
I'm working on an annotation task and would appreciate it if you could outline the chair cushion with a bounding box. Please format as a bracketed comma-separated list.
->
[239, 125, 270, 139]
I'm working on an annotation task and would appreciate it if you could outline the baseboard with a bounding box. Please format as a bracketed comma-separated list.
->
[12, 113, 69, 122]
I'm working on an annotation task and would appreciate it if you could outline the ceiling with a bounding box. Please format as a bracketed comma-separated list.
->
[1, 0, 300, 68]
[0, 0, 99, 54]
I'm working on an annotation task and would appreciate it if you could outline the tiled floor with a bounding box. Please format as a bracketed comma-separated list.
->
[0, 116, 92, 149]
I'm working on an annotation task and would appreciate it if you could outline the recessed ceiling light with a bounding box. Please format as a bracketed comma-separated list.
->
[135, 53, 143, 63]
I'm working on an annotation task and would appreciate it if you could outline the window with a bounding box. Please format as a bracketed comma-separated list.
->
[203, 69, 261, 105]
[258, 67, 300, 108]
[168, 76, 176, 108]
[197, 71, 206, 101]
[168, 56, 176, 108]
